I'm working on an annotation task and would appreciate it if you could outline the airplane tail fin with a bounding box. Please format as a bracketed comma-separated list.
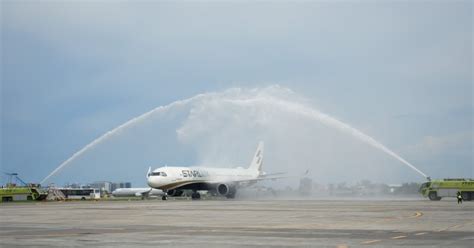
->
[248, 141, 264, 173]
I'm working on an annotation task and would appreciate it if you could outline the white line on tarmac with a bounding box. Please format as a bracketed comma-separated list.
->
[361, 239, 381, 244]
[391, 235, 407, 239]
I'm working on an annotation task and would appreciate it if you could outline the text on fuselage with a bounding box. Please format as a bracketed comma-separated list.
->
[182, 170, 207, 178]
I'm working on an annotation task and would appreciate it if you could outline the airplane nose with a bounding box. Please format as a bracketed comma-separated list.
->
[147, 176, 155, 187]
[147, 176, 159, 188]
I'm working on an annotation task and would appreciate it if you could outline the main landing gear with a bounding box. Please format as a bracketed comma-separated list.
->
[191, 191, 201, 200]
[162, 190, 201, 200]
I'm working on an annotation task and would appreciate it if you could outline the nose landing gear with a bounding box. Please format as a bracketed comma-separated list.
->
[162, 191, 168, 201]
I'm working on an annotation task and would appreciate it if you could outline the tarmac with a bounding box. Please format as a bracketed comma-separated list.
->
[1, 198, 473, 247]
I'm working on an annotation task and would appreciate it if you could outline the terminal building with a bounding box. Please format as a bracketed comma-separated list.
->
[64, 181, 132, 194]
[111, 182, 132, 192]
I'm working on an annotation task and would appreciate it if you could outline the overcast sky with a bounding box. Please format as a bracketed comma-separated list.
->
[1, 1, 472, 186]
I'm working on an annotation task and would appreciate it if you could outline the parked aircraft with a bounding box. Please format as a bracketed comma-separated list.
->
[112, 188, 164, 198]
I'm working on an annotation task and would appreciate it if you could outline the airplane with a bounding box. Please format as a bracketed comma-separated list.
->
[111, 188, 164, 199]
[146, 141, 284, 200]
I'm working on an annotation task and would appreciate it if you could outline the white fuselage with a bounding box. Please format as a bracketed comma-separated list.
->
[147, 166, 259, 191]
[147, 141, 265, 194]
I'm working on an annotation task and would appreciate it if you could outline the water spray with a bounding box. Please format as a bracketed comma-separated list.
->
[215, 97, 429, 180]
[40, 93, 208, 184]
[41, 86, 429, 183]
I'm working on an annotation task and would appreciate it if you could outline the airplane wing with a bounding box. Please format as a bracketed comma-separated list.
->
[260, 172, 286, 177]
[136, 188, 153, 197]
[231, 170, 309, 185]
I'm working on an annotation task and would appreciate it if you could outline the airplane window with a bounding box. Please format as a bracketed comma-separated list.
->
[151, 172, 160, 176]
[161, 172, 167, 177]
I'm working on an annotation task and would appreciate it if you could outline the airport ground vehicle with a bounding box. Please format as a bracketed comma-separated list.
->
[419, 178, 474, 201]
[59, 188, 100, 200]
[0, 185, 47, 202]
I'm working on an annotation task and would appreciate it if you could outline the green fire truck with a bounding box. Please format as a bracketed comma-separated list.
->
[419, 178, 474, 201]
[0, 184, 47, 202]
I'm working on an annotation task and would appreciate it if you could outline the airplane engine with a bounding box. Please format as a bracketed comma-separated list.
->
[216, 184, 236, 198]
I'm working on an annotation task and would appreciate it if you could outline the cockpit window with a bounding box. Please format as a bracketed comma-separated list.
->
[421, 182, 431, 188]
[151, 172, 167, 177]
[419, 182, 431, 192]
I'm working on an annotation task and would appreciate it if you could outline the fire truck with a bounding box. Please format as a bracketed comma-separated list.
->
[0, 184, 47, 202]
[419, 178, 474, 201]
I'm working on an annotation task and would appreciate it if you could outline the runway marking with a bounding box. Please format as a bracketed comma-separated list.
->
[361, 239, 381, 244]
[414, 232, 427, 236]
[436, 224, 463, 232]
[391, 235, 407, 239]
[336, 244, 348, 248]
[410, 212, 423, 218]
[379, 211, 423, 223]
